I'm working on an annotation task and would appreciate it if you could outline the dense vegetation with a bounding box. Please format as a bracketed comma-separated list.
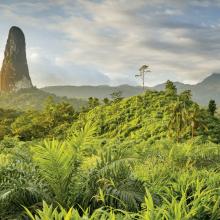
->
[0, 81, 219, 219]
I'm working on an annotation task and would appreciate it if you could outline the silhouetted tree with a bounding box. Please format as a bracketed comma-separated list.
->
[135, 65, 151, 91]
[208, 99, 217, 116]
[103, 97, 110, 105]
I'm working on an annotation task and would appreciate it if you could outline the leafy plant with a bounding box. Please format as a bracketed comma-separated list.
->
[32, 139, 74, 206]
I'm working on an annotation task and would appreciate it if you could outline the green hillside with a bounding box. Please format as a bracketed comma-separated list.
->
[74, 88, 220, 144]
[0, 87, 87, 111]
[3, 84, 218, 143]
[0, 82, 220, 219]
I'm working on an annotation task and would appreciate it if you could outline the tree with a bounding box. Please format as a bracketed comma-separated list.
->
[186, 105, 207, 138]
[165, 80, 177, 96]
[168, 100, 187, 141]
[208, 99, 217, 116]
[180, 90, 192, 102]
[103, 97, 110, 105]
[88, 97, 100, 109]
[110, 91, 123, 102]
[168, 101, 208, 140]
[33, 140, 74, 206]
[135, 65, 151, 91]
[0, 108, 19, 139]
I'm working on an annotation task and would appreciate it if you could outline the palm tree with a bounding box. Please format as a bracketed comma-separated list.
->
[186, 106, 208, 138]
[32, 122, 97, 207]
[33, 139, 73, 206]
[168, 100, 187, 141]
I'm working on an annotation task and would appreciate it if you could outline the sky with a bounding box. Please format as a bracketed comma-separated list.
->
[0, 0, 220, 87]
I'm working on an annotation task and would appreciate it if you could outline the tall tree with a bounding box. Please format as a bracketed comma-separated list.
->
[186, 105, 207, 138]
[208, 99, 217, 116]
[165, 80, 177, 96]
[168, 100, 187, 141]
[135, 65, 151, 91]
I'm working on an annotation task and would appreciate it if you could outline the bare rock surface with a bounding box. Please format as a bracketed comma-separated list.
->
[0, 26, 32, 92]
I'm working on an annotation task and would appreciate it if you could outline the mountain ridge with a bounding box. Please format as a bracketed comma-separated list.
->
[41, 73, 220, 105]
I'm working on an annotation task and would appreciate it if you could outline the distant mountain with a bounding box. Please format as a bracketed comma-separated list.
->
[192, 73, 220, 104]
[153, 74, 220, 105]
[41, 73, 220, 105]
[41, 85, 143, 99]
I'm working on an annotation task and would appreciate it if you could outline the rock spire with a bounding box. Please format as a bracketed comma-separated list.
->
[0, 26, 33, 92]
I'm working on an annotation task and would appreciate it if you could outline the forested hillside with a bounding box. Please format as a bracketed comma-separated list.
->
[0, 87, 87, 111]
[0, 81, 220, 219]
[77, 89, 220, 143]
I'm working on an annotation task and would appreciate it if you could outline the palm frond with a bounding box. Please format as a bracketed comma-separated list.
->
[32, 139, 73, 205]
[67, 122, 97, 152]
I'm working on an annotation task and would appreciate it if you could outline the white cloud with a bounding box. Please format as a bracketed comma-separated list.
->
[164, 9, 183, 15]
[1, 0, 220, 86]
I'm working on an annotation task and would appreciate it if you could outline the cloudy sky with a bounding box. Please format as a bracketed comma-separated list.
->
[0, 0, 220, 87]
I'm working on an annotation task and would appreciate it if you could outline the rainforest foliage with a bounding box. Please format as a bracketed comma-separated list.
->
[0, 82, 220, 219]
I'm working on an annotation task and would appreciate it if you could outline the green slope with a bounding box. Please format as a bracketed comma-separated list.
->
[0, 87, 87, 111]
[73, 90, 220, 143]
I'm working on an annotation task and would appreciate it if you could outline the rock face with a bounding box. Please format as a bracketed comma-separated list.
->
[0, 26, 33, 92]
